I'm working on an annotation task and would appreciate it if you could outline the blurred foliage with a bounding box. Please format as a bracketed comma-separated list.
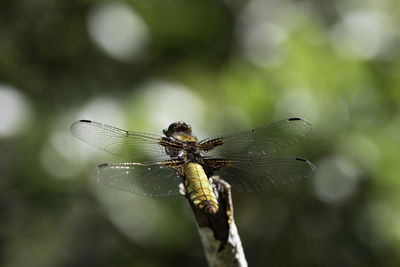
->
[1, 0, 400, 266]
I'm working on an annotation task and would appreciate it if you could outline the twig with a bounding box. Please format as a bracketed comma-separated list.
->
[181, 176, 248, 267]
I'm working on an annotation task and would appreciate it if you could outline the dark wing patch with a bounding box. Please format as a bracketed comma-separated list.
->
[199, 138, 225, 152]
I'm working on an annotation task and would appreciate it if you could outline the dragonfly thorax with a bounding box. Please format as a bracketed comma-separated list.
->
[164, 138, 203, 163]
[163, 121, 200, 159]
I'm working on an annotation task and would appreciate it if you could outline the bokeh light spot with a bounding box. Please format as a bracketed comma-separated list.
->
[87, 2, 149, 61]
[41, 97, 125, 179]
[0, 84, 32, 137]
[238, 0, 292, 67]
[241, 22, 288, 67]
[313, 156, 360, 203]
[275, 89, 320, 123]
[128, 80, 206, 137]
[337, 133, 381, 172]
[330, 10, 394, 59]
[75, 97, 126, 127]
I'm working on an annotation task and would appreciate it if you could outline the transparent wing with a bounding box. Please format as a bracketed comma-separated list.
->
[94, 161, 183, 196]
[199, 118, 312, 159]
[71, 120, 177, 162]
[205, 157, 316, 192]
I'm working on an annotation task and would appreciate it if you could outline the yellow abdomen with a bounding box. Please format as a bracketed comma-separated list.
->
[184, 163, 219, 214]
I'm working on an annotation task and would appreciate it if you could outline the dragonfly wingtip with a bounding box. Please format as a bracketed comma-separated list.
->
[79, 119, 92, 123]
[288, 117, 301, 121]
[296, 158, 317, 172]
[98, 163, 108, 168]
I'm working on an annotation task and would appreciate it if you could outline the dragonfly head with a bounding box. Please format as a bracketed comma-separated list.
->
[163, 122, 195, 141]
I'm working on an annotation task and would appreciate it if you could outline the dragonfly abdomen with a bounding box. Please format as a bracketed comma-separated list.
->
[184, 163, 219, 214]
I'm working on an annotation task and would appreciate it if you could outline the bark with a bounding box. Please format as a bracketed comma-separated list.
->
[182, 177, 248, 267]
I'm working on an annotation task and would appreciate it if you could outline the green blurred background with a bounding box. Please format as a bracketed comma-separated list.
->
[1, 0, 400, 266]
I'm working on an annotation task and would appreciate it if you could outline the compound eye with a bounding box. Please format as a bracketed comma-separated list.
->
[181, 122, 192, 134]
[185, 124, 192, 134]
[167, 123, 178, 134]
[165, 121, 193, 136]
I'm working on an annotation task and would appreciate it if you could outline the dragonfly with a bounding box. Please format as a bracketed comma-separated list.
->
[71, 118, 316, 214]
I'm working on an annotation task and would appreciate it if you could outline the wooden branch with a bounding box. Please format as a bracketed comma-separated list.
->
[181, 176, 248, 267]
